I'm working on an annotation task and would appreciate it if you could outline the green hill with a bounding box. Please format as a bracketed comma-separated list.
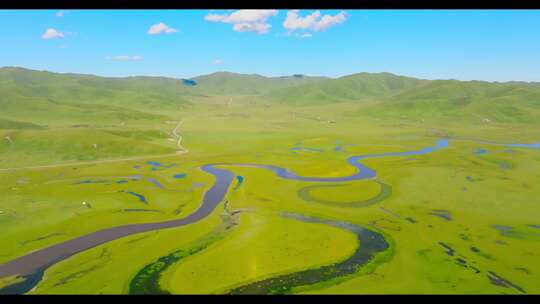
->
[192, 71, 327, 95]
[0, 117, 43, 130]
[2, 67, 540, 127]
[0, 67, 195, 115]
[258, 70, 540, 124]
[361, 79, 540, 123]
[264, 72, 425, 104]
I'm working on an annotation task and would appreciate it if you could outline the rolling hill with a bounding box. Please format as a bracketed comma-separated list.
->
[192, 71, 327, 95]
[2, 67, 540, 127]
[0, 67, 195, 117]
[360, 79, 540, 123]
[264, 72, 426, 104]
[261, 70, 540, 124]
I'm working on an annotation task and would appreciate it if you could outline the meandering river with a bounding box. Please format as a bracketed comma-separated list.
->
[0, 139, 450, 294]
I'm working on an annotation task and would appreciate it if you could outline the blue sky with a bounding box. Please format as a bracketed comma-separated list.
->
[1, 9, 540, 82]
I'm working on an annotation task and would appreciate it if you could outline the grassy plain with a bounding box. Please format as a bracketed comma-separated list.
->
[0, 68, 539, 294]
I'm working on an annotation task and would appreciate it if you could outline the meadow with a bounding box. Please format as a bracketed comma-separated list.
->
[0, 67, 539, 294]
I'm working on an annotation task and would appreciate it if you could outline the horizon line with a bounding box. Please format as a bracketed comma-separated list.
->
[1, 65, 539, 85]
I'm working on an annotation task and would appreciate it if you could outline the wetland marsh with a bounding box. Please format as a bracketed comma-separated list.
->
[1, 67, 540, 295]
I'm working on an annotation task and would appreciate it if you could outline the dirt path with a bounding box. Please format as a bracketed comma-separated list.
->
[0, 119, 191, 173]
[172, 120, 189, 155]
[0, 153, 180, 173]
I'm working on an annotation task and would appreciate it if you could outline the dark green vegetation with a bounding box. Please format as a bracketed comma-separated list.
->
[129, 207, 240, 294]
[1, 67, 539, 294]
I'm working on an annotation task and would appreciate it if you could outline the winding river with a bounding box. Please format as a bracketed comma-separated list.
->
[0, 139, 450, 294]
[228, 212, 389, 294]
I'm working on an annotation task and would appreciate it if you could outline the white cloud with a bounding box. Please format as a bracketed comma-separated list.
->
[314, 11, 347, 31]
[56, 10, 69, 17]
[283, 10, 321, 31]
[283, 10, 347, 34]
[219, 10, 278, 24]
[204, 10, 278, 34]
[107, 55, 144, 61]
[299, 33, 313, 38]
[205, 14, 227, 22]
[213, 59, 223, 65]
[232, 22, 271, 34]
[41, 28, 65, 40]
[148, 22, 178, 35]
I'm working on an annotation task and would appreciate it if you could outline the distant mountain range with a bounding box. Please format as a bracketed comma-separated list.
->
[192, 71, 328, 95]
[1, 66, 539, 126]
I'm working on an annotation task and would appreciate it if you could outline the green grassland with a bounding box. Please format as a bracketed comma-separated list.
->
[0, 67, 539, 294]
